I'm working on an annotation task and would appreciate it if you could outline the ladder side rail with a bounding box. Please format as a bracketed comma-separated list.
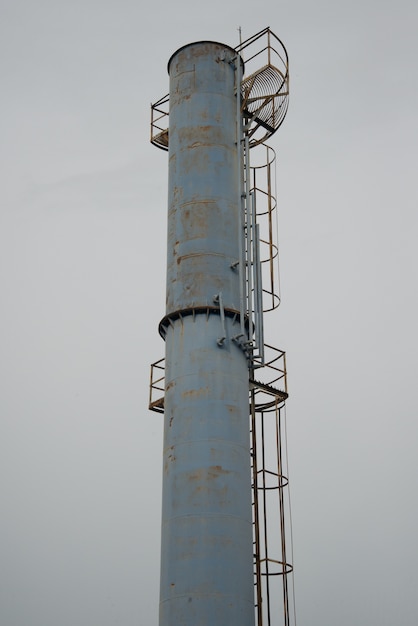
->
[276, 404, 291, 626]
[251, 387, 263, 626]
[254, 222, 265, 363]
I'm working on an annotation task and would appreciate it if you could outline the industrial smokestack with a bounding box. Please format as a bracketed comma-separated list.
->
[149, 28, 292, 626]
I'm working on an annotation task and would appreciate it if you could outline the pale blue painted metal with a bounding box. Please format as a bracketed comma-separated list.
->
[159, 41, 255, 626]
[165, 41, 242, 315]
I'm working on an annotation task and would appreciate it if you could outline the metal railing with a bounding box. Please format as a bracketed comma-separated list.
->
[148, 357, 165, 412]
[150, 94, 169, 150]
[150, 27, 289, 152]
[237, 27, 290, 147]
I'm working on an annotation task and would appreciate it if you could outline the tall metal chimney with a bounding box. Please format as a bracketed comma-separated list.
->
[149, 27, 293, 626]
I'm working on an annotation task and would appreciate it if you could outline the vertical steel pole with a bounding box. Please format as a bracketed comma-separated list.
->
[158, 41, 255, 626]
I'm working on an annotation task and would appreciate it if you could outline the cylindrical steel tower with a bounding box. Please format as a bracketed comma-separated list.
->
[149, 27, 292, 626]
[160, 41, 254, 626]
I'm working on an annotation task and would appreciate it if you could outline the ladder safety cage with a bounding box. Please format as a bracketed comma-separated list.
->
[250, 392, 295, 626]
[250, 144, 281, 314]
[232, 27, 288, 367]
[239, 119, 282, 367]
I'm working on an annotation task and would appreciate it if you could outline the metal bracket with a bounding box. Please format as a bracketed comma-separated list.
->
[213, 293, 226, 347]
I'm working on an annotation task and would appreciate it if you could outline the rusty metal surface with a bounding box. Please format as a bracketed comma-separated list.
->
[159, 41, 256, 626]
[161, 314, 254, 625]
[165, 42, 241, 315]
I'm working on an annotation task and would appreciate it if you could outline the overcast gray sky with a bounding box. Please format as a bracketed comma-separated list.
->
[1, 1, 418, 624]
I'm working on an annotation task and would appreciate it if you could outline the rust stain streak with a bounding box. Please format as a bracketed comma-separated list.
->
[187, 465, 231, 481]
[177, 251, 224, 265]
[181, 387, 209, 399]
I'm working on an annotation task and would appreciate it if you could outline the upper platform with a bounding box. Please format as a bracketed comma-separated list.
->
[151, 27, 289, 150]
